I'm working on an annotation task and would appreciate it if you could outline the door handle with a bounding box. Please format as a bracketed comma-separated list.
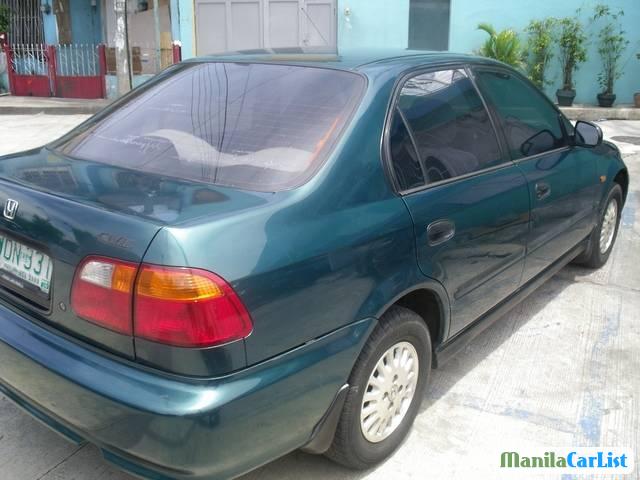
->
[427, 219, 455, 246]
[535, 182, 551, 200]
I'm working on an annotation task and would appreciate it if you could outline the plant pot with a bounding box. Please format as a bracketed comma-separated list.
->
[597, 93, 616, 108]
[634, 92, 640, 108]
[556, 89, 576, 107]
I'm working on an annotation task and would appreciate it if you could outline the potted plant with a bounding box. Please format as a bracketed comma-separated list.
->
[524, 18, 556, 89]
[592, 5, 629, 107]
[476, 22, 525, 69]
[556, 16, 587, 106]
[0, 5, 10, 50]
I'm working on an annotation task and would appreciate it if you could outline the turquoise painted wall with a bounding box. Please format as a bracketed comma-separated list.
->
[0, 75, 7, 93]
[106, 73, 154, 99]
[68, 0, 102, 44]
[171, 0, 639, 105]
[170, 0, 181, 44]
[337, 0, 410, 49]
[40, 0, 102, 44]
[42, 0, 58, 43]
[450, 0, 640, 104]
[176, 0, 195, 58]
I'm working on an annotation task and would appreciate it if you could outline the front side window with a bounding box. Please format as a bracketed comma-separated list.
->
[53, 63, 364, 192]
[474, 69, 568, 159]
[390, 68, 504, 188]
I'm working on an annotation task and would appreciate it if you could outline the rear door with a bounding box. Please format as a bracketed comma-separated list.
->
[386, 67, 530, 336]
[472, 67, 598, 283]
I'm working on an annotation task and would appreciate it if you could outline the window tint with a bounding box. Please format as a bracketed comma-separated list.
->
[53, 63, 364, 192]
[389, 110, 424, 190]
[393, 69, 503, 186]
[474, 70, 568, 159]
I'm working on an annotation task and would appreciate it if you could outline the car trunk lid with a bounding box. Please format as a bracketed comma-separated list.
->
[0, 147, 267, 359]
[0, 151, 169, 357]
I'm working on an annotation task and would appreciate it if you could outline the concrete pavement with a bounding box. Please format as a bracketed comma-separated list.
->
[561, 105, 640, 121]
[0, 96, 110, 115]
[0, 115, 638, 480]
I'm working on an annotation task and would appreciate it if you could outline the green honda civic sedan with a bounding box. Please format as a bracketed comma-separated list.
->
[0, 49, 628, 479]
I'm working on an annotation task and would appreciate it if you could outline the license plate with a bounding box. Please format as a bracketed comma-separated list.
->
[0, 235, 52, 295]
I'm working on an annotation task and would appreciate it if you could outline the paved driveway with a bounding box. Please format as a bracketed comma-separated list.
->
[0, 115, 639, 479]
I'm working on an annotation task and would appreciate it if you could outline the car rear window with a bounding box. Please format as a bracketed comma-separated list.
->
[53, 62, 365, 192]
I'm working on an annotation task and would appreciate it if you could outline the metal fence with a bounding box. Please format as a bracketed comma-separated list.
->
[55, 44, 101, 76]
[8, 43, 47, 75]
[0, 0, 44, 45]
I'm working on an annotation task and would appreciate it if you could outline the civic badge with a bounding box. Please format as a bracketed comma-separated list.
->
[3, 199, 19, 220]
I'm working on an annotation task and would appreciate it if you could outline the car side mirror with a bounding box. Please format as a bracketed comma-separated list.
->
[574, 121, 603, 148]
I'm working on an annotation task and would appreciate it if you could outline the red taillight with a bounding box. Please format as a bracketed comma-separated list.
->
[71, 256, 137, 334]
[134, 265, 252, 347]
[71, 257, 252, 348]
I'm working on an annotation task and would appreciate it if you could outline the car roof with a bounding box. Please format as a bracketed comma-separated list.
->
[185, 47, 503, 72]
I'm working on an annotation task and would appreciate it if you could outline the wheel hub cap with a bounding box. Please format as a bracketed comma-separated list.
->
[599, 199, 618, 254]
[360, 341, 419, 443]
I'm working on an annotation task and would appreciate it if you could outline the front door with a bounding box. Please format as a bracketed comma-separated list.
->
[472, 68, 598, 282]
[387, 68, 530, 336]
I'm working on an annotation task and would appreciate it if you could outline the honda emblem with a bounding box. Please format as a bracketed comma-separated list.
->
[3, 199, 19, 220]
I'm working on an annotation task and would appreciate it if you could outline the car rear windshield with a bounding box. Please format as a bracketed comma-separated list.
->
[53, 62, 364, 192]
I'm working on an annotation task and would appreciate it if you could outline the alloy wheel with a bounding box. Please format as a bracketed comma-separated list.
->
[360, 341, 419, 443]
[600, 198, 618, 254]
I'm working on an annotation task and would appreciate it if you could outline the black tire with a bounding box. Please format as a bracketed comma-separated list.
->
[574, 183, 623, 269]
[325, 306, 432, 470]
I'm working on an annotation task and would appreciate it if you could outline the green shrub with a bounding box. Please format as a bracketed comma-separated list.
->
[591, 4, 629, 95]
[476, 22, 524, 69]
[0, 5, 10, 34]
[557, 16, 587, 91]
[524, 18, 556, 88]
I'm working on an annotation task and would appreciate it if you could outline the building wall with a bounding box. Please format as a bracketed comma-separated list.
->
[41, 0, 58, 44]
[450, 0, 640, 104]
[172, 0, 638, 104]
[69, 0, 102, 44]
[0, 53, 7, 93]
[40, 0, 102, 44]
[175, 0, 195, 58]
[105, 73, 154, 99]
[337, 0, 410, 49]
[175, 0, 410, 56]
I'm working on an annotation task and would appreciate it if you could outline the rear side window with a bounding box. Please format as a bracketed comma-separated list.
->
[391, 68, 504, 187]
[389, 110, 424, 190]
[474, 69, 568, 159]
[53, 63, 364, 192]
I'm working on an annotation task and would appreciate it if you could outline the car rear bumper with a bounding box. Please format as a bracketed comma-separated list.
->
[0, 301, 374, 480]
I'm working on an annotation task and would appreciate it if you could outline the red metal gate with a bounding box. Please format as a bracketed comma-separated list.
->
[4, 43, 106, 98]
[3, 43, 50, 96]
[53, 44, 106, 99]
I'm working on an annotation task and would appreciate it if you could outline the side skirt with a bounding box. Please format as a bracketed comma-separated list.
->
[434, 241, 587, 367]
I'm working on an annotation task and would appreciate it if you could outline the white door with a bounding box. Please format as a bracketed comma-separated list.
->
[265, 0, 302, 48]
[301, 0, 334, 48]
[195, 0, 335, 55]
